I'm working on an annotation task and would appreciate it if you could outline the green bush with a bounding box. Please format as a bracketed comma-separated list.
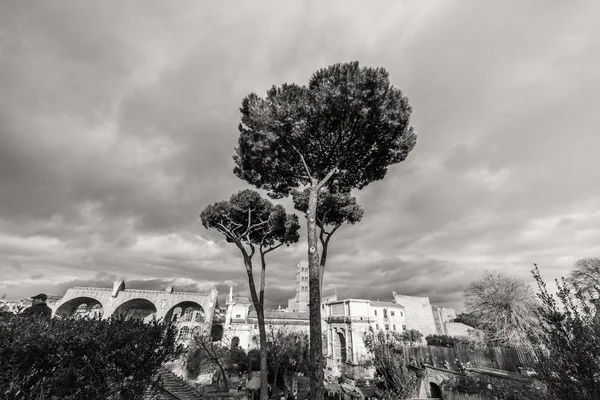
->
[0, 312, 181, 399]
[425, 334, 459, 347]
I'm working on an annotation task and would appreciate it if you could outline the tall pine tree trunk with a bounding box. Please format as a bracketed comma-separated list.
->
[257, 307, 269, 400]
[243, 255, 269, 400]
[307, 186, 325, 400]
[319, 241, 328, 296]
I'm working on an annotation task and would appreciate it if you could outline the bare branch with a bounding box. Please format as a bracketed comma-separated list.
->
[263, 242, 284, 255]
[246, 207, 253, 236]
[285, 139, 314, 183]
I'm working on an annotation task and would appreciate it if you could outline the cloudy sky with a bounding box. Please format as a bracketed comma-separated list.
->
[1, 1, 598, 310]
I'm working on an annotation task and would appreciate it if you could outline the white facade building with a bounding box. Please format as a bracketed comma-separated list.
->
[323, 297, 406, 381]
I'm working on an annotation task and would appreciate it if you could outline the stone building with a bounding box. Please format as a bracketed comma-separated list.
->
[223, 286, 310, 351]
[432, 305, 458, 335]
[223, 287, 254, 349]
[287, 260, 309, 312]
[51, 280, 218, 345]
[323, 297, 406, 381]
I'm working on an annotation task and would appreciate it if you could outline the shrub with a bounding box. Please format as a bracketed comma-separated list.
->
[425, 334, 459, 347]
[529, 266, 600, 399]
[0, 312, 181, 399]
[363, 329, 419, 399]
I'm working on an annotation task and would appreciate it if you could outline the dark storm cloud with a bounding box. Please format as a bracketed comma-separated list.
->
[1, 1, 599, 310]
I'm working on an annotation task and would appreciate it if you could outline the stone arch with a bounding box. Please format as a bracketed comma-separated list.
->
[54, 297, 105, 319]
[231, 336, 240, 349]
[429, 382, 442, 398]
[164, 301, 205, 323]
[114, 298, 157, 321]
[334, 331, 347, 363]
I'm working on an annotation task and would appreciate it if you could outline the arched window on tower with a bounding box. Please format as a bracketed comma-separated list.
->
[178, 326, 191, 341]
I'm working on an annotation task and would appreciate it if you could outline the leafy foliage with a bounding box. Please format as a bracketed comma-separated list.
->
[0, 312, 181, 400]
[363, 329, 419, 399]
[229, 345, 249, 373]
[567, 257, 600, 298]
[254, 325, 309, 396]
[465, 270, 538, 348]
[188, 332, 234, 390]
[399, 329, 423, 345]
[184, 346, 203, 379]
[200, 189, 300, 248]
[425, 334, 460, 347]
[234, 61, 417, 197]
[292, 188, 363, 228]
[453, 312, 478, 328]
[529, 266, 600, 399]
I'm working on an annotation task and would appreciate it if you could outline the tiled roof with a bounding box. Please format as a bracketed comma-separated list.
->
[146, 367, 203, 400]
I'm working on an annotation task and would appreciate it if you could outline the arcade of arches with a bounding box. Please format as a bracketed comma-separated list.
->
[51, 284, 219, 346]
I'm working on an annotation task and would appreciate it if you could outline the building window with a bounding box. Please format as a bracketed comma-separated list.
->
[374, 310, 377, 316]
[385, 324, 389, 330]
[383, 309, 388, 318]
[393, 325, 396, 331]
[376, 324, 379, 330]
[254, 324, 257, 328]
[400, 311, 403, 316]
[391, 311, 395, 316]
[235, 314, 241, 318]
[402, 325, 406, 331]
